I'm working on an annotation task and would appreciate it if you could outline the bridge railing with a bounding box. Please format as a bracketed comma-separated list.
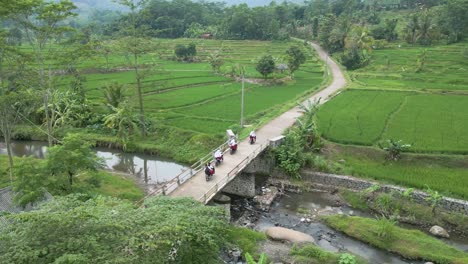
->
[198, 143, 267, 204]
[136, 141, 230, 205]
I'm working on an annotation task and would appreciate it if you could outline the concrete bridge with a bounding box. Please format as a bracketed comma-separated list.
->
[140, 43, 346, 204]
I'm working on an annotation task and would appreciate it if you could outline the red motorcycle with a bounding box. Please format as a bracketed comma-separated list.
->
[229, 143, 238, 154]
[215, 155, 223, 166]
[205, 165, 215, 181]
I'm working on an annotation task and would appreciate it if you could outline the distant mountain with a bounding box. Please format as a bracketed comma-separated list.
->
[72, 0, 304, 10]
[71, 0, 128, 11]
[199, 0, 305, 7]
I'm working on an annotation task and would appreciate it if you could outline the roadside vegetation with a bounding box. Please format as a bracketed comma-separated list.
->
[0, 196, 228, 264]
[226, 227, 267, 258]
[323, 215, 468, 264]
[340, 187, 468, 235]
[290, 244, 367, 264]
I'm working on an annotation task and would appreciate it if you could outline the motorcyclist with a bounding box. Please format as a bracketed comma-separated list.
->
[214, 148, 223, 165]
[229, 137, 238, 154]
[205, 162, 215, 181]
[208, 163, 215, 175]
[249, 130, 256, 144]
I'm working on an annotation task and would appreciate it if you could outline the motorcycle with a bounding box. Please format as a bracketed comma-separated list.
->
[215, 155, 223, 166]
[249, 135, 256, 145]
[205, 166, 215, 181]
[229, 143, 238, 154]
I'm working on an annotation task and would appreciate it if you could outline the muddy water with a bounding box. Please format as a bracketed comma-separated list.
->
[254, 191, 430, 264]
[0, 141, 187, 192]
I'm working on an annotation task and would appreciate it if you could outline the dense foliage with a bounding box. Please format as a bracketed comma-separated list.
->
[12, 134, 104, 206]
[0, 195, 228, 264]
[323, 215, 468, 263]
[274, 99, 322, 178]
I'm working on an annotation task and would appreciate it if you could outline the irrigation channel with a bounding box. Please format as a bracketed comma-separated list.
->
[234, 190, 468, 263]
[0, 140, 187, 193]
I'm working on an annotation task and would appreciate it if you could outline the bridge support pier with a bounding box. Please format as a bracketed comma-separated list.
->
[221, 173, 256, 198]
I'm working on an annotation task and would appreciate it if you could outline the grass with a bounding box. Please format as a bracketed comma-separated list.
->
[317, 89, 468, 153]
[86, 171, 145, 202]
[323, 215, 468, 264]
[225, 226, 267, 258]
[0, 155, 144, 201]
[341, 190, 369, 210]
[290, 244, 367, 264]
[322, 143, 468, 200]
[340, 190, 468, 235]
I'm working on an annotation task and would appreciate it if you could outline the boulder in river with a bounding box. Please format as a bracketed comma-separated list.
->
[429, 225, 450, 238]
[265, 227, 315, 243]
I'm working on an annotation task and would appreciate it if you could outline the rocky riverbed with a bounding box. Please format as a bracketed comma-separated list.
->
[227, 188, 468, 264]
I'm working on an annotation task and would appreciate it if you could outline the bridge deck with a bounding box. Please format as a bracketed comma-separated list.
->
[169, 43, 346, 203]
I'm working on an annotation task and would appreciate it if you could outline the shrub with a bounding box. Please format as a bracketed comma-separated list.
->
[340, 49, 370, 70]
[274, 129, 306, 179]
[378, 139, 411, 161]
[376, 216, 397, 240]
[339, 253, 357, 264]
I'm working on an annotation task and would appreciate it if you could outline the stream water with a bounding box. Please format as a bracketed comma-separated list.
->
[0, 140, 187, 193]
[252, 191, 468, 263]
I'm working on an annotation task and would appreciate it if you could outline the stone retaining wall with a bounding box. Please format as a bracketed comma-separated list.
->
[222, 173, 256, 198]
[232, 150, 468, 215]
[299, 171, 468, 215]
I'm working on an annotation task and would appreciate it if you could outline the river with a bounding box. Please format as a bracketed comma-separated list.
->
[0, 140, 187, 193]
[251, 191, 468, 263]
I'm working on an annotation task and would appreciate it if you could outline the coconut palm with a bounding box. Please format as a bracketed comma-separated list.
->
[103, 101, 139, 148]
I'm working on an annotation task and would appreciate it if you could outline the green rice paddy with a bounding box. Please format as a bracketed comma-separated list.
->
[50, 39, 324, 135]
[318, 42, 468, 154]
[317, 90, 468, 153]
[349, 43, 468, 91]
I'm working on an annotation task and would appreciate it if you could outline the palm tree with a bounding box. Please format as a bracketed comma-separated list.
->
[297, 98, 322, 149]
[104, 101, 139, 149]
[207, 51, 224, 73]
[103, 82, 127, 109]
[417, 10, 435, 46]
[404, 14, 420, 45]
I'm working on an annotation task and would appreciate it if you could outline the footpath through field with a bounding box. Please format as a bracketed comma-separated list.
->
[168, 42, 347, 203]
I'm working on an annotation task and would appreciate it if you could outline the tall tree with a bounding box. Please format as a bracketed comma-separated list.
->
[12, 0, 77, 146]
[0, 90, 36, 185]
[441, 0, 468, 42]
[115, 0, 155, 136]
[0, 30, 37, 185]
[286, 46, 307, 77]
[404, 13, 420, 45]
[256, 55, 276, 79]
[46, 134, 103, 191]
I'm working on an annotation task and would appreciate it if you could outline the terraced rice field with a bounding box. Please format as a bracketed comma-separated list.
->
[317, 90, 468, 153]
[348, 43, 468, 91]
[43, 39, 324, 134]
[317, 42, 468, 153]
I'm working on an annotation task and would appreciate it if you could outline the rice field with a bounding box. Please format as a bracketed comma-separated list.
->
[317, 89, 468, 153]
[318, 42, 468, 154]
[47, 39, 324, 134]
[348, 43, 468, 91]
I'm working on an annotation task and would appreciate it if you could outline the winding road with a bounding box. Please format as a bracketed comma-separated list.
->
[169, 42, 347, 202]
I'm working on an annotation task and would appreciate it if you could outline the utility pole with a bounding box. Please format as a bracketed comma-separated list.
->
[240, 72, 245, 127]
